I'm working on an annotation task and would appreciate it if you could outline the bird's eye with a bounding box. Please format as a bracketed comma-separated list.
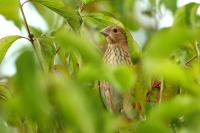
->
[113, 28, 118, 33]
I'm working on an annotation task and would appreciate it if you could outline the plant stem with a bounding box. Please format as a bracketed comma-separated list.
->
[158, 77, 164, 104]
[185, 41, 199, 66]
[21, 0, 30, 7]
[185, 55, 197, 65]
[19, 0, 34, 45]
[19, 0, 44, 71]
[195, 41, 200, 58]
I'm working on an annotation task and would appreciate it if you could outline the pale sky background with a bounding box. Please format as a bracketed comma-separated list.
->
[0, 0, 200, 76]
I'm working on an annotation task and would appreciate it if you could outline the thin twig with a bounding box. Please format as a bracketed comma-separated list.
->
[185, 42, 199, 65]
[80, 3, 85, 12]
[159, 77, 164, 104]
[19, 0, 34, 44]
[185, 55, 197, 66]
[19, 1, 44, 71]
[56, 47, 61, 54]
[195, 41, 200, 57]
[21, 36, 31, 41]
[21, 0, 30, 7]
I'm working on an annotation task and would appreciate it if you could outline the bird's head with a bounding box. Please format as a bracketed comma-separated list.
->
[101, 26, 128, 45]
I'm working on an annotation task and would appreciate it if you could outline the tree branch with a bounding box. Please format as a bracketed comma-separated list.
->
[21, 0, 30, 7]
[19, 0, 44, 71]
[19, 0, 34, 45]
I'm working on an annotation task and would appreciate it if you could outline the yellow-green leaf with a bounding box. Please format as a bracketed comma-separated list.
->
[0, 35, 22, 63]
[86, 12, 124, 27]
[0, 0, 21, 28]
[31, 0, 81, 31]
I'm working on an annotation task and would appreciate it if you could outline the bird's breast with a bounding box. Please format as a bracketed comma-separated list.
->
[103, 47, 132, 65]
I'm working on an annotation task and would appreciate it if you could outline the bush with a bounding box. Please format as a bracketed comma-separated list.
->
[0, 0, 200, 133]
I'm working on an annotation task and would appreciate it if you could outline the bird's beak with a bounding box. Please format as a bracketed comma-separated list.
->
[100, 27, 109, 37]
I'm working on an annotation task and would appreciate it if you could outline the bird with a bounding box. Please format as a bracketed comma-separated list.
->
[98, 26, 134, 115]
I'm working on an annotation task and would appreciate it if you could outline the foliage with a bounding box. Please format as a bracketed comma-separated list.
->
[0, 0, 200, 133]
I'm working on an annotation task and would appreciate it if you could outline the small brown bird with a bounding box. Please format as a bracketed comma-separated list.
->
[99, 26, 133, 114]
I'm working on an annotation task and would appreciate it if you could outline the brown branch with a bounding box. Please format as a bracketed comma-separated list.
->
[19, 1, 45, 71]
[21, 0, 30, 7]
[56, 47, 61, 54]
[19, 0, 34, 45]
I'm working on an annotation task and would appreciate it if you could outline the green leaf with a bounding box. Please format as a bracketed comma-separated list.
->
[51, 79, 98, 133]
[144, 58, 200, 97]
[81, 0, 94, 3]
[0, 35, 22, 63]
[140, 96, 199, 132]
[31, 2, 58, 28]
[14, 50, 51, 126]
[0, 118, 11, 133]
[77, 64, 103, 82]
[63, 0, 80, 8]
[34, 36, 56, 72]
[145, 27, 199, 58]
[55, 29, 101, 64]
[0, 0, 21, 28]
[86, 12, 124, 27]
[112, 65, 136, 91]
[81, 0, 104, 4]
[65, 51, 81, 76]
[144, 59, 188, 84]
[137, 96, 199, 133]
[31, 0, 81, 31]
[125, 29, 141, 63]
[159, 0, 177, 13]
[120, 15, 139, 31]
[173, 3, 200, 28]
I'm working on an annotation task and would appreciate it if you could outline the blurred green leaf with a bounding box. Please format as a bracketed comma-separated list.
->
[14, 51, 51, 127]
[31, 2, 58, 28]
[29, 26, 43, 37]
[0, 0, 21, 28]
[111, 65, 136, 92]
[65, 51, 81, 76]
[78, 64, 136, 91]
[1, 0, 200, 132]
[137, 95, 200, 133]
[126, 30, 141, 63]
[162, 80, 179, 102]
[0, 35, 22, 63]
[159, 0, 177, 13]
[81, 0, 95, 4]
[136, 122, 171, 133]
[55, 29, 101, 64]
[86, 12, 124, 27]
[144, 58, 200, 97]
[109, 0, 138, 30]
[62, 0, 80, 9]
[173, 3, 200, 28]
[0, 118, 12, 133]
[77, 64, 99, 82]
[145, 27, 199, 58]
[49, 77, 106, 133]
[30, 0, 81, 31]
[120, 16, 139, 31]
[144, 59, 188, 83]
